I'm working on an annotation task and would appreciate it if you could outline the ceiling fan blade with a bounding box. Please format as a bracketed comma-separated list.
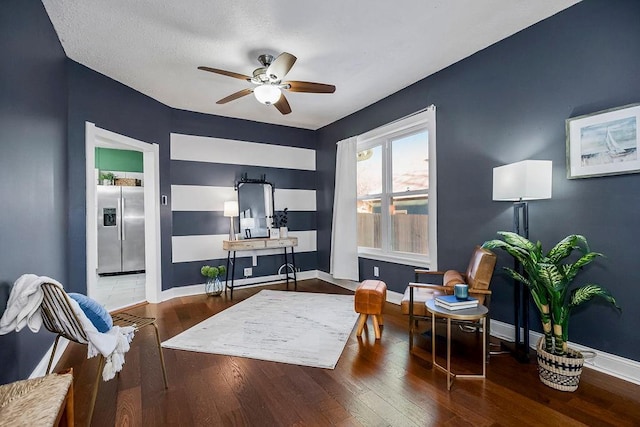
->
[285, 81, 336, 93]
[216, 88, 253, 104]
[274, 93, 292, 115]
[266, 52, 297, 82]
[198, 66, 251, 82]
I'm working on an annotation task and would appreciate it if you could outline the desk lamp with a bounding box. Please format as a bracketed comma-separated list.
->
[223, 201, 239, 241]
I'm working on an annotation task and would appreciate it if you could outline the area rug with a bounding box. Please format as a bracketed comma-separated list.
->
[161, 290, 359, 369]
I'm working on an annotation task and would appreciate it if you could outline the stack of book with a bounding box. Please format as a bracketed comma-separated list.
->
[435, 295, 479, 311]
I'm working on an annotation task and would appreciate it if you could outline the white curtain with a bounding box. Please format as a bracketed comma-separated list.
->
[330, 137, 359, 281]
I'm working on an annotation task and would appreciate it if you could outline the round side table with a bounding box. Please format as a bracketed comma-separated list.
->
[425, 299, 488, 390]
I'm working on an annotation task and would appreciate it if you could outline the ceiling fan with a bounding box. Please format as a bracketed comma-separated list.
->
[198, 52, 336, 115]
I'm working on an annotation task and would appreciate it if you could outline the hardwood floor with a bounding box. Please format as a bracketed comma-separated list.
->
[54, 279, 640, 426]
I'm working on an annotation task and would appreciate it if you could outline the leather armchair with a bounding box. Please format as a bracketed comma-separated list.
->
[401, 246, 497, 350]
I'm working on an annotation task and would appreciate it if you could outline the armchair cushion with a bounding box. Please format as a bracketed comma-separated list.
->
[401, 285, 446, 316]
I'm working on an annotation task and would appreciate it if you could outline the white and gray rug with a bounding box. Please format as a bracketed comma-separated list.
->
[161, 290, 359, 369]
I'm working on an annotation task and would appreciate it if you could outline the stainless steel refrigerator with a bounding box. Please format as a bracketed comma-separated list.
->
[97, 186, 145, 274]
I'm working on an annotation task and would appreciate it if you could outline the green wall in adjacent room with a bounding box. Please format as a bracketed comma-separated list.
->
[95, 147, 143, 172]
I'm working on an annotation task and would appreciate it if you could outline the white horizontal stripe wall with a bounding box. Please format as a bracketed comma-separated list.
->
[172, 231, 317, 263]
[172, 234, 226, 263]
[171, 133, 316, 171]
[171, 185, 317, 212]
[170, 133, 318, 271]
[171, 185, 237, 211]
[274, 189, 317, 211]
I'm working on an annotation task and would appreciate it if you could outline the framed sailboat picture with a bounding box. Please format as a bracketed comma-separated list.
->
[566, 103, 640, 179]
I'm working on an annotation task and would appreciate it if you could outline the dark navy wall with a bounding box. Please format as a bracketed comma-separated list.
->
[171, 109, 316, 149]
[66, 61, 172, 293]
[3, 0, 638, 385]
[0, 0, 68, 383]
[317, 0, 640, 361]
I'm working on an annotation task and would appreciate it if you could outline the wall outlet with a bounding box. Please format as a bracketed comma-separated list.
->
[373, 266, 379, 277]
[244, 267, 252, 277]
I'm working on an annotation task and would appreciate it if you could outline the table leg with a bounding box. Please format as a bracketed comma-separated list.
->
[447, 318, 452, 390]
[282, 247, 289, 290]
[230, 251, 236, 299]
[291, 247, 297, 291]
[482, 317, 487, 377]
[431, 311, 436, 366]
[225, 251, 231, 295]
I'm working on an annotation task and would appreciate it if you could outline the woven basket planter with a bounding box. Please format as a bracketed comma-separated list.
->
[536, 337, 584, 392]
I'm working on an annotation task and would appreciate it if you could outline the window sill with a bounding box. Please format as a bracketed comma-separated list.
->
[358, 249, 431, 269]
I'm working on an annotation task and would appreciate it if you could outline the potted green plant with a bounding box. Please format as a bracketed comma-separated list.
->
[201, 265, 226, 296]
[482, 232, 620, 391]
[99, 171, 115, 185]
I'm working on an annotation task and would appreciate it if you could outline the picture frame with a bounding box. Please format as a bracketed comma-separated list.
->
[566, 103, 640, 179]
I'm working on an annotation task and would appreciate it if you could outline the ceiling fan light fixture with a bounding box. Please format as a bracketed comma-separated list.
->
[253, 84, 281, 105]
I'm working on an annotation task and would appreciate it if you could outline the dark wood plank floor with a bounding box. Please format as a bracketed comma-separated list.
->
[54, 279, 640, 426]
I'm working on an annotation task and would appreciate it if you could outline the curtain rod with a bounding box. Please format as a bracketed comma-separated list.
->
[336, 104, 435, 144]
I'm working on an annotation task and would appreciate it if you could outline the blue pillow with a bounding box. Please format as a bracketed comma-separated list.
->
[68, 293, 113, 333]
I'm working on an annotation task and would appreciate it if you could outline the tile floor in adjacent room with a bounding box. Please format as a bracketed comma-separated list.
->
[93, 273, 146, 311]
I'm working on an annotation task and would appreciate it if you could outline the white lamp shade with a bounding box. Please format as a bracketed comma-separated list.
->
[253, 85, 281, 105]
[223, 200, 239, 217]
[493, 160, 552, 201]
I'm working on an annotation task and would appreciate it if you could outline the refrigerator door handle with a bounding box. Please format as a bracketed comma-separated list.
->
[117, 196, 123, 241]
[121, 195, 126, 241]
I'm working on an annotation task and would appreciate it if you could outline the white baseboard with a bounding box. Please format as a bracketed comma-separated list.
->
[490, 319, 640, 386]
[29, 338, 69, 379]
[315, 271, 404, 304]
[160, 270, 319, 301]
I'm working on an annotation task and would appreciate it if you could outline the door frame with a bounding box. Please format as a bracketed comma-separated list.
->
[85, 122, 162, 303]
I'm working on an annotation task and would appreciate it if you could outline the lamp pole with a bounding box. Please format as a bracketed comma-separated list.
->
[513, 200, 530, 362]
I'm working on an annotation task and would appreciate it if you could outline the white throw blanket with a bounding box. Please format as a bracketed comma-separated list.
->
[0, 274, 134, 381]
[0, 273, 58, 334]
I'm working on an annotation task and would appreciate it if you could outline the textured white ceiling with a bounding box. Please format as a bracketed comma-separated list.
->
[42, 0, 580, 130]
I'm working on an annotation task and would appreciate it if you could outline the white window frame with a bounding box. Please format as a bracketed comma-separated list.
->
[356, 106, 437, 269]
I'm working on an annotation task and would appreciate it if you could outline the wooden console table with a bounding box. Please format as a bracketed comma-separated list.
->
[223, 237, 298, 299]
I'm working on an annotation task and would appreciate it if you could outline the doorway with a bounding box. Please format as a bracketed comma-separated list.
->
[85, 122, 162, 309]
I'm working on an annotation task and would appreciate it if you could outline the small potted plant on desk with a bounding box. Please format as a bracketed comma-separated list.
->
[201, 265, 226, 296]
[271, 208, 289, 238]
[482, 232, 620, 392]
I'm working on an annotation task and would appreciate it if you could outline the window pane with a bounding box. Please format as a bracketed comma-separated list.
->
[357, 199, 381, 249]
[392, 131, 428, 193]
[391, 195, 428, 255]
[357, 145, 382, 196]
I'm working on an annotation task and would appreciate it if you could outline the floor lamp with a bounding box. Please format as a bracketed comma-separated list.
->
[224, 200, 239, 241]
[493, 160, 552, 362]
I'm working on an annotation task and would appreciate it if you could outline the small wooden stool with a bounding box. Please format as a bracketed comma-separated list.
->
[354, 280, 387, 339]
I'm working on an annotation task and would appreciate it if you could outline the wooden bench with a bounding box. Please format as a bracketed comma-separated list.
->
[0, 369, 73, 426]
